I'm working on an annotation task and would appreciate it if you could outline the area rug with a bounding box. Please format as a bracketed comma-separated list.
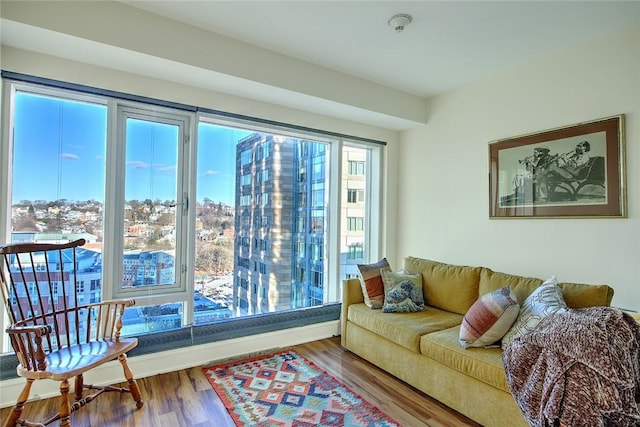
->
[202, 349, 400, 427]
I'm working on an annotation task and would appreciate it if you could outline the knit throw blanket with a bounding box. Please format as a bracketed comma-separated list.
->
[503, 306, 640, 427]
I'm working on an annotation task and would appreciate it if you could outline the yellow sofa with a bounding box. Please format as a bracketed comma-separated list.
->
[340, 256, 618, 427]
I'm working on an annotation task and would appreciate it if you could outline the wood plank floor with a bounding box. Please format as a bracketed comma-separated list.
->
[1, 336, 481, 426]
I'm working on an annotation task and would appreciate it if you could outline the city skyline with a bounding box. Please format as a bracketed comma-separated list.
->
[12, 92, 251, 207]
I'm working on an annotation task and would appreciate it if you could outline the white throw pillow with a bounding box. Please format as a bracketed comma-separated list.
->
[501, 276, 567, 350]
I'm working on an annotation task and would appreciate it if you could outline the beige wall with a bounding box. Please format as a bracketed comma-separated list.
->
[396, 23, 640, 311]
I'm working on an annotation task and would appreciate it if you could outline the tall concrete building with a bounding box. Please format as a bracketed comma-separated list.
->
[233, 136, 366, 315]
[233, 133, 296, 315]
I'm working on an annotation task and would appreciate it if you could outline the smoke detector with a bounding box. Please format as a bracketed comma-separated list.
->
[388, 13, 413, 33]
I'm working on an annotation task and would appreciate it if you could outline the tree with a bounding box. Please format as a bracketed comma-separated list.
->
[195, 241, 233, 275]
[156, 213, 174, 226]
[12, 215, 38, 231]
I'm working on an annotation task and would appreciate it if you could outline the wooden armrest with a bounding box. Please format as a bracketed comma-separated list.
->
[6, 325, 52, 371]
[84, 299, 136, 309]
[6, 324, 52, 336]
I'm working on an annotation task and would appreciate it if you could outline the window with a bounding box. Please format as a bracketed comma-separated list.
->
[347, 217, 364, 231]
[1, 77, 383, 354]
[347, 189, 364, 203]
[240, 149, 252, 165]
[255, 169, 269, 184]
[348, 161, 365, 175]
[347, 244, 364, 259]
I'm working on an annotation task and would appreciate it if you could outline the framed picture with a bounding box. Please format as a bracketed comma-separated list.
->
[489, 115, 626, 218]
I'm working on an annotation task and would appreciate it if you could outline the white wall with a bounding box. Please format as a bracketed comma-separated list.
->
[397, 23, 640, 311]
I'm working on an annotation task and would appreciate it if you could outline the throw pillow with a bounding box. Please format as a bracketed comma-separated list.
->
[458, 286, 519, 348]
[356, 258, 391, 309]
[381, 270, 425, 313]
[501, 276, 567, 350]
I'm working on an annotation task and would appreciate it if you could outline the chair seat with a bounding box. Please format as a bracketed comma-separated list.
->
[18, 338, 138, 380]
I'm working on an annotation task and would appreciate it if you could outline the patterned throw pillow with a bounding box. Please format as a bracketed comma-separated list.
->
[356, 258, 391, 309]
[501, 276, 567, 350]
[381, 270, 425, 313]
[459, 286, 520, 348]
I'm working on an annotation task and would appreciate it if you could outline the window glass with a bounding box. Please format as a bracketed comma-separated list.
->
[122, 117, 180, 290]
[10, 92, 106, 239]
[340, 146, 369, 280]
[2, 80, 382, 353]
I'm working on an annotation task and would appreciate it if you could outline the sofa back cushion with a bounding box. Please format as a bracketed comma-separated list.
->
[479, 268, 613, 309]
[557, 281, 614, 308]
[479, 269, 542, 306]
[403, 256, 481, 315]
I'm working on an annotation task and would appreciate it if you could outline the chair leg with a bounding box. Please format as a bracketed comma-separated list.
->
[74, 374, 84, 401]
[59, 379, 72, 427]
[4, 378, 34, 427]
[118, 353, 144, 409]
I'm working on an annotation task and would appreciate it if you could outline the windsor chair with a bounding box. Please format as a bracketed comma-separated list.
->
[0, 239, 143, 427]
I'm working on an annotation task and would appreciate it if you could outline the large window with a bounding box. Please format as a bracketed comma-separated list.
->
[0, 78, 383, 354]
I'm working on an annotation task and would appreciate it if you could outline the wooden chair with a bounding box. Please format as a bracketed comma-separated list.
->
[0, 239, 143, 427]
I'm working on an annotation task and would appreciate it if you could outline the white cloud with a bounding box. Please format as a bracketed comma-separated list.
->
[127, 160, 149, 169]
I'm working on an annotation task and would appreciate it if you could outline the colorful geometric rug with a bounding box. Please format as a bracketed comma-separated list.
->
[202, 349, 400, 427]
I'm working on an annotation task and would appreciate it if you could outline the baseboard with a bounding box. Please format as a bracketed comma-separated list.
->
[0, 320, 340, 408]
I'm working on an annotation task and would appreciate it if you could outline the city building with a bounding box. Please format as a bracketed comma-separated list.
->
[233, 134, 296, 315]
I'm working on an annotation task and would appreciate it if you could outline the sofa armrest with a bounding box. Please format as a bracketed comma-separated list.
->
[623, 310, 640, 323]
[341, 278, 363, 346]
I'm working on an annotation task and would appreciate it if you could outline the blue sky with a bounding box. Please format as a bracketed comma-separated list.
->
[13, 92, 250, 206]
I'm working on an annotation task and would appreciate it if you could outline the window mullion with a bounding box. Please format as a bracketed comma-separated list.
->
[102, 99, 123, 302]
[326, 139, 342, 303]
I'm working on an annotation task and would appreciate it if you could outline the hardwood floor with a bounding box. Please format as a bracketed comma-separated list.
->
[1, 336, 481, 426]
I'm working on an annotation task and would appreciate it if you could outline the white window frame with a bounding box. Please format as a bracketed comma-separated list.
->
[103, 103, 194, 307]
[0, 78, 385, 353]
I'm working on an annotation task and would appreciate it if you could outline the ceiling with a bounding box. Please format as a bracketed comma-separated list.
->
[120, 1, 640, 98]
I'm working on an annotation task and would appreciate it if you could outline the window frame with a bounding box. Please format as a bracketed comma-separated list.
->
[0, 74, 386, 355]
[105, 103, 193, 304]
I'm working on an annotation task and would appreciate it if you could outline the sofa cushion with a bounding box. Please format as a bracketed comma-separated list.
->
[501, 276, 567, 350]
[421, 325, 509, 393]
[403, 257, 481, 316]
[557, 281, 614, 308]
[479, 267, 613, 309]
[381, 270, 425, 313]
[479, 268, 542, 306]
[459, 286, 519, 348]
[347, 303, 463, 353]
[356, 258, 391, 309]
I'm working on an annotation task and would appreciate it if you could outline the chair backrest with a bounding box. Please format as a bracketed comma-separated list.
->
[586, 156, 606, 184]
[0, 238, 108, 353]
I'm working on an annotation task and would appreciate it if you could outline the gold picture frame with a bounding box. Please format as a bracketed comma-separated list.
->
[489, 115, 626, 218]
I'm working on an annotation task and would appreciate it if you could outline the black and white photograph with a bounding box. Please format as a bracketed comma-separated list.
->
[489, 115, 626, 218]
